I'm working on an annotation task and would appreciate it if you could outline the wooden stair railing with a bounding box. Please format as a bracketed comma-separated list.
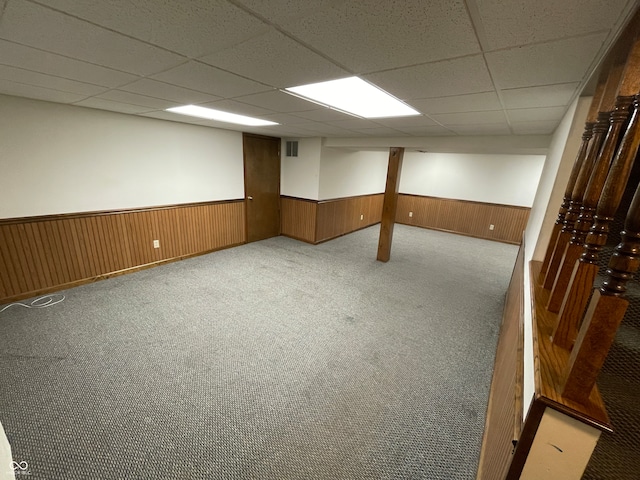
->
[562, 173, 640, 404]
[546, 39, 637, 312]
[553, 95, 640, 349]
[539, 66, 610, 283]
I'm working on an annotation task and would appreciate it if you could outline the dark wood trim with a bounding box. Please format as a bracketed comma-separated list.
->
[314, 222, 381, 245]
[0, 199, 245, 225]
[317, 192, 385, 204]
[398, 193, 531, 211]
[398, 223, 523, 246]
[530, 261, 611, 431]
[280, 195, 319, 203]
[0, 241, 245, 305]
[506, 399, 546, 480]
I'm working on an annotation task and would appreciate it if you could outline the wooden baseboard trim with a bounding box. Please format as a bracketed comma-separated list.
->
[0, 241, 245, 305]
[280, 233, 316, 244]
[315, 221, 381, 244]
[397, 221, 522, 245]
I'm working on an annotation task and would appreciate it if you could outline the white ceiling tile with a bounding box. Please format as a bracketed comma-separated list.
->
[290, 108, 356, 122]
[397, 125, 457, 136]
[258, 113, 316, 125]
[511, 120, 560, 135]
[327, 119, 383, 130]
[349, 127, 411, 136]
[485, 33, 608, 89]
[199, 99, 276, 117]
[0, 65, 106, 96]
[119, 79, 221, 104]
[507, 106, 567, 123]
[450, 123, 511, 135]
[0, 0, 185, 75]
[95, 90, 179, 109]
[272, 0, 480, 72]
[366, 55, 494, 100]
[73, 97, 155, 114]
[372, 116, 439, 128]
[410, 92, 502, 114]
[41, 0, 270, 58]
[151, 61, 270, 98]
[0, 39, 139, 88]
[199, 29, 348, 88]
[501, 83, 580, 109]
[0, 80, 87, 103]
[475, 0, 631, 50]
[233, 90, 318, 112]
[431, 110, 507, 126]
[139, 110, 213, 126]
[296, 122, 358, 136]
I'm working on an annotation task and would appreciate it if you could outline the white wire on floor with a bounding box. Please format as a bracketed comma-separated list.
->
[0, 294, 66, 313]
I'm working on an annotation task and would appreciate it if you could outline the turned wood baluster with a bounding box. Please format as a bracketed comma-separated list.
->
[553, 31, 640, 347]
[562, 176, 640, 403]
[539, 65, 612, 283]
[539, 124, 594, 281]
[547, 66, 633, 313]
[554, 95, 640, 349]
[543, 114, 609, 289]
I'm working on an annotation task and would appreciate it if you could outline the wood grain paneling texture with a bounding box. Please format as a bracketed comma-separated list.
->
[477, 241, 525, 480]
[0, 200, 245, 302]
[280, 197, 317, 243]
[316, 194, 383, 243]
[396, 194, 530, 244]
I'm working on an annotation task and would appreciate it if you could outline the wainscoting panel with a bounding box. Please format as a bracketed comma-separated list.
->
[396, 194, 529, 244]
[316, 194, 384, 243]
[280, 197, 317, 243]
[0, 200, 245, 302]
[477, 241, 525, 479]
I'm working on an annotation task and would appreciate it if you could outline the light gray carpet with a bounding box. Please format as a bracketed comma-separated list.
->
[0, 225, 518, 479]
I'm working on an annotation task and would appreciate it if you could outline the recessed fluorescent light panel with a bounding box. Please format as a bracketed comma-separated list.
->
[285, 77, 419, 118]
[165, 105, 278, 126]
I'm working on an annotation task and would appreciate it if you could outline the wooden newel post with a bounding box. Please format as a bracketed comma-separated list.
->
[562, 178, 640, 403]
[377, 147, 404, 262]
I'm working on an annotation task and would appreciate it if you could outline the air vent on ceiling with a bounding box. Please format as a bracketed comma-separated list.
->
[286, 140, 299, 157]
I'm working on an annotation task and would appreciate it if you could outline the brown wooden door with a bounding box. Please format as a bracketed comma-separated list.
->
[243, 133, 281, 243]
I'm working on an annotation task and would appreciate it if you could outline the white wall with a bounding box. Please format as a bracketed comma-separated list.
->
[280, 138, 322, 200]
[400, 152, 545, 207]
[0, 95, 245, 218]
[318, 145, 388, 200]
[0, 421, 13, 480]
[521, 96, 591, 420]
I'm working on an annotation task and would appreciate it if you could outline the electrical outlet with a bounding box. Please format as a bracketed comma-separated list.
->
[409, 211, 413, 217]
[360, 214, 364, 220]
[153, 239, 160, 248]
[489, 224, 495, 231]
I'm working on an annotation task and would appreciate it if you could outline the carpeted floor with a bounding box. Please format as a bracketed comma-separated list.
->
[0, 225, 518, 479]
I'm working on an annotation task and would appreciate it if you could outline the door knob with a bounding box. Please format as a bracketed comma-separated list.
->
[247, 196, 253, 200]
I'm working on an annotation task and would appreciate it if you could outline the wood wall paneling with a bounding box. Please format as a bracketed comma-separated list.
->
[280, 197, 317, 243]
[477, 240, 525, 480]
[0, 200, 245, 303]
[396, 194, 529, 244]
[316, 194, 384, 243]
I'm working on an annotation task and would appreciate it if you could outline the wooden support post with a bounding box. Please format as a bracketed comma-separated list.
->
[546, 49, 631, 312]
[553, 34, 640, 347]
[562, 179, 640, 403]
[377, 147, 404, 262]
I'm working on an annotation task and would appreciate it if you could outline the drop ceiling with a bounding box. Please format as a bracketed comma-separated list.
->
[0, 0, 636, 138]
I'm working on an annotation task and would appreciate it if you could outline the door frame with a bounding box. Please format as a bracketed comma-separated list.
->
[242, 132, 282, 243]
